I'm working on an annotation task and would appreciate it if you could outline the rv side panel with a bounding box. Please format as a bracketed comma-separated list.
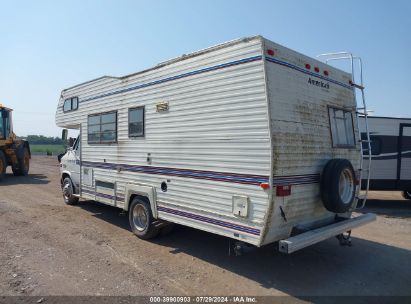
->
[56, 37, 272, 246]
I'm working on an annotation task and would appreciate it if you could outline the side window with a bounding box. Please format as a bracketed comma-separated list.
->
[328, 107, 355, 148]
[63, 97, 79, 112]
[87, 111, 117, 144]
[1, 110, 11, 139]
[129, 107, 145, 137]
[361, 134, 381, 155]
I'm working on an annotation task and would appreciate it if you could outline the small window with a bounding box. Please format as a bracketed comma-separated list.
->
[328, 107, 355, 148]
[88, 111, 117, 144]
[129, 107, 144, 137]
[362, 134, 381, 155]
[63, 97, 79, 112]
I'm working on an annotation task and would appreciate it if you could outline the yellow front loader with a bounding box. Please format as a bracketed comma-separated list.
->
[0, 104, 31, 181]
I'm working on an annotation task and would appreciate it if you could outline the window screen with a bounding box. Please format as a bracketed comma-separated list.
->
[88, 111, 117, 144]
[328, 107, 355, 148]
[129, 107, 144, 137]
[63, 97, 79, 112]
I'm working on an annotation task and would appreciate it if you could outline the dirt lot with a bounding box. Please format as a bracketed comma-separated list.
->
[0, 157, 410, 298]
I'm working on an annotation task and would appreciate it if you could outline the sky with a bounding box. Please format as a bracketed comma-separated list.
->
[0, 0, 410, 137]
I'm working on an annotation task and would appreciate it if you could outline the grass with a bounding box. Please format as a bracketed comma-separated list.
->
[30, 144, 65, 155]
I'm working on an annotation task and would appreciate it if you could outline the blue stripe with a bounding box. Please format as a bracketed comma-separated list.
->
[72, 54, 351, 107]
[80, 55, 263, 103]
[265, 57, 353, 90]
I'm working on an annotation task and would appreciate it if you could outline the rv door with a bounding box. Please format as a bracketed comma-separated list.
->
[66, 135, 81, 191]
[398, 124, 411, 187]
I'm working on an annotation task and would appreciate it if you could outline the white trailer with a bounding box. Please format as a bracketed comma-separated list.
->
[55, 36, 375, 253]
[359, 116, 411, 199]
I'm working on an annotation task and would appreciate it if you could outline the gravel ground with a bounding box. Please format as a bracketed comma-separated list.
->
[0, 157, 410, 298]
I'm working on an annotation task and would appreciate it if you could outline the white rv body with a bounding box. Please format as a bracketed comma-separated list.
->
[56, 36, 374, 251]
[359, 116, 411, 192]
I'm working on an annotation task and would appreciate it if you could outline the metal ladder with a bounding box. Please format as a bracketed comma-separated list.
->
[317, 52, 371, 209]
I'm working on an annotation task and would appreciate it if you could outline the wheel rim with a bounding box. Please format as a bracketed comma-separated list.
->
[63, 180, 73, 200]
[339, 168, 355, 205]
[132, 205, 148, 232]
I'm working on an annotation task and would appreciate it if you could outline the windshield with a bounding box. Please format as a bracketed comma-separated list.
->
[73, 135, 80, 151]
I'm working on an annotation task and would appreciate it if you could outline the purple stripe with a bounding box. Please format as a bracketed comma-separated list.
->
[79, 188, 260, 236]
[158, 206, 260, 236]
[272, 174, 320, 185]
[81, 160, 269, 185]
[82, 188, 125, 202]
[81, 161, 320, 186]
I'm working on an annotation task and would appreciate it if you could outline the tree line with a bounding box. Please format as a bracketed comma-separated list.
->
[22, 135, 64, 145]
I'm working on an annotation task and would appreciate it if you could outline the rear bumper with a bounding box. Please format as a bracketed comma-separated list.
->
[278, 213, 376, 254]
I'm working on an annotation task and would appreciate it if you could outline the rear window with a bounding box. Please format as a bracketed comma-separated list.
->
[328, 107, 355, 148]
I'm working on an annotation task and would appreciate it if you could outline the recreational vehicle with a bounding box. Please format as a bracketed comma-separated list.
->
[359, 116, 411, 199]
[55, 36, 375, 253]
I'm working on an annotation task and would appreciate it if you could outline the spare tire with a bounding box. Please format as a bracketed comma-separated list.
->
[321, 159, 356, 213]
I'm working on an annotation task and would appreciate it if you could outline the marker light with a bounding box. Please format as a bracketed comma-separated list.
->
[305, 63, 311, 70]
[267, 49, 275, 56]
[314, 67, 320, 73]
[260, 182, 270, 190]
[323, 70, 329, 76]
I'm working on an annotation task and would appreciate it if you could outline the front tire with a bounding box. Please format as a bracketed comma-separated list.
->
[128, 197, 159, 240]
[12, 146, 30, 176]
[62, 177, 79, 205]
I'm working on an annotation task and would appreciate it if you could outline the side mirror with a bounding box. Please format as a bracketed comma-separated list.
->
[68, 137, 75, 147]
[62, 129, 68, 142]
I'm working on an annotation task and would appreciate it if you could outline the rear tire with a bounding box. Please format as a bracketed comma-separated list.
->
[402, 191, 411, 200]
[128, 197, 159, 240]
[62, 177, 79, 205]
[0, 151, 6, 181]
[12, 146, 30, 176]
[321, 159, 356, 213]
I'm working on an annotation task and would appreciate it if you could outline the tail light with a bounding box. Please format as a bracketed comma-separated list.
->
[276, 185, 292, 196]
